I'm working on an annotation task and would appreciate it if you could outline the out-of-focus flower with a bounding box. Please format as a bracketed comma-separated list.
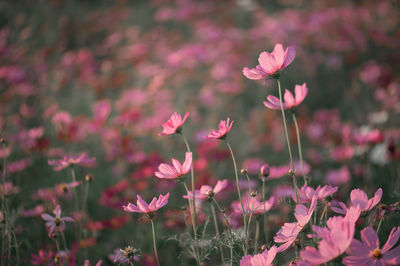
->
[300, 206, 361, 264]
[294, 185, 338, 203]
[331, 188, 382, 214]
[274, 196, 317, 252]
[41, 205, 75, 237]
[353, 128, 384, 145]
[108, 247, 140, 264]
[207, 118, 233, 139]
[343, 226, 400, 265]
[30, 250, 55, 265]
[184, 179, 228, 200]
[159, 112, 189, 136]
[264, 83, 308, 110]
[260, 163, 270, 178]
[239, 245, 277, 266]
[123, 193, 169, 216]
[21, 205, 45, 217]
[243, 43, 296, 79]
[325, 166, 351, 185]
[232, 195, 275, 215]
[155, 152, 192, 180]
[55, 181, 81, 197]
[84, 259, 103, 266]
[267, 161, 311, 180]
[48, 153, 96, 171]
[0, 181, 20, 195]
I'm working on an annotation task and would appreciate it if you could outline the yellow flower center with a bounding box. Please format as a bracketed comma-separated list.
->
[372, 248, 382, 259]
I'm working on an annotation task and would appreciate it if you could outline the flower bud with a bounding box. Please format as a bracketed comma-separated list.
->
[85, 174, 93, 182]
[260, 164, 270, 177]
[240, 168, 247, 175]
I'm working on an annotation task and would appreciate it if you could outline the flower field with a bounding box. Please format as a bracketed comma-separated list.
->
[1, 0, 400, 265]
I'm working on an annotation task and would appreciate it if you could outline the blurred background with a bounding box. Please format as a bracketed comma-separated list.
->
[0, 0, 399, 264]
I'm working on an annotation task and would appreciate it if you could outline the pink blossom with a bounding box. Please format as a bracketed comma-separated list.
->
[30, 250, 55, 265]
[184, 179, 228, 200]
[159, 112, 189, 136]
[48, 153, 96, 171]
[325, 166, 351, 185]
[155, 152, 192, 180]
[243, 43, 296, 79]
[264, 83, 308, 110]
[294, 185, 338, 203]
[232, 196, 275, 215]
[332, 188, 382, 214]
[300, 206, 361, 264]
[239, 245, 277, 266]
[343, 226, 400, 265]
[123, 193, 170, 215]
[267, 161, 311, 180]
[274, 196, 317, 252]
[207, 118, 233, 139]
[41, 205, 75, 237]
[353, 128, 384, 145]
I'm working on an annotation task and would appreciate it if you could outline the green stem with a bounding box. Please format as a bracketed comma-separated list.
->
[262, 179, 267, 243]
[226, 140, 247, 255]
[212, 198, 233, 266]
[12, 230, 20, 265]
[376, 217, 383, 233]
[276, 79, 299, 201]
[183, 182, 200, 264]
[210, 203, 224, 263]
[291, 112, 307, 186]
[254, 220, 260, 254]
[1, 142, 7, 265]
[150, 219, 160, 266]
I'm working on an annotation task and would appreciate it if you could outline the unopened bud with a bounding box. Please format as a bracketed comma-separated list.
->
[0, 138, 6, 145]
[288, 169, 296, 176]
[250, 191, 257, 197]
[85, 174, 93, 182]
[240, 168, 247, 175]
[261, 244, 267, 251]
[260, 164, 270, 177]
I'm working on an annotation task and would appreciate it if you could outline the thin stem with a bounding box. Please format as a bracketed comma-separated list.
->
[210, 203, 224, 263]
[70, 167, 81, 263]
[291, 112, 307, 186]
[61, 232, 68, 251]
[181, 134, 197, 228]
[376, 217, 383, 233]
[276, 79, 299, 201]
[212, 198, 233, 266]
[200, 218, 209, 258]
[12, 231, 20, 265]
[226, 140, 247, 255]
[1, 142, 7, 266]
[246, 200, 254, 254]
[150, 219, 160, 266]
[262, 179, 267, 243]
[254, 220, 260, 254]
[183, 182, 200, 265]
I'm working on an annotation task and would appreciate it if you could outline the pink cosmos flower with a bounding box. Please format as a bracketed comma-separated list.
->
[325, 166, 351, 185]
[207, 118, 233, 139]
[41, 205, 75, 237]
[243, 43, 296, 79]
[267, 161, 311, 180]
[239, 245, 277, 266]
[300, 206, 361, 264]
[232, 196, 275, 215]
[294, 185, 338, 203]
[184, 179, 228, 200]
[159, 112, 189, 136]
[48, 153, 96, 171]
[332, 188, 382, 214]
[274, 196, 317, 252]
[123, 193, 170, 215]
[343, 226, 400, 265]
[155, 152, 192, 180]
[30, 250, 55, 265]
[263, 83, 308, 110]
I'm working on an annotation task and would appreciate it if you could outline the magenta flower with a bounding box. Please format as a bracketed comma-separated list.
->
[343, 226, 400, 265]
[41, 205, 75, 237]
[294, 184, 338, 203]
[30, 250, 55, 265]
[159, 112, 189, 136]
[184, 179, 228, 200]
[48, 153, 96, 171]
[123, 193, 170, 215]
[239, 245, 277, 266]
[243, 43, 296, 79]
[274, 196, 317, 252]
[206, 118, 233, 139]
[263, 83, 308, 110]
[232, 196, 275, 215]
[155, 152, 192, 180]
[300, 206, 361, 264]
[332, 188, 382, 214]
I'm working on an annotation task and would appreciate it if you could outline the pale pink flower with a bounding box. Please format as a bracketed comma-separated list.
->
[264, 83, 308, 110]
[300, 206, 361, 264]
[232, 196, 275, 215]
[274, 196, 317, 252]
[207, 118, 233, 139]
[332, 188, 382, 214]
[159, 112, 189, 136]
[239, 245, 277, 266]
[41, 205, 75, 237]
[243, 43, 296, 79]
[48, 153, 96, 171]
[325, 166, 351, 185]
[184, 179, 228, 200]
[123, 193, 170, 215]
[294, 185, 338, 203]
[267, 161, 311, 180]
[343, 226, 400, 265]
[155, 152, 192, 180]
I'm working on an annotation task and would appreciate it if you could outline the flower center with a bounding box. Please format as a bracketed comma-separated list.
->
[55, 217, 62, 226]
[372, 248, 382, 259]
